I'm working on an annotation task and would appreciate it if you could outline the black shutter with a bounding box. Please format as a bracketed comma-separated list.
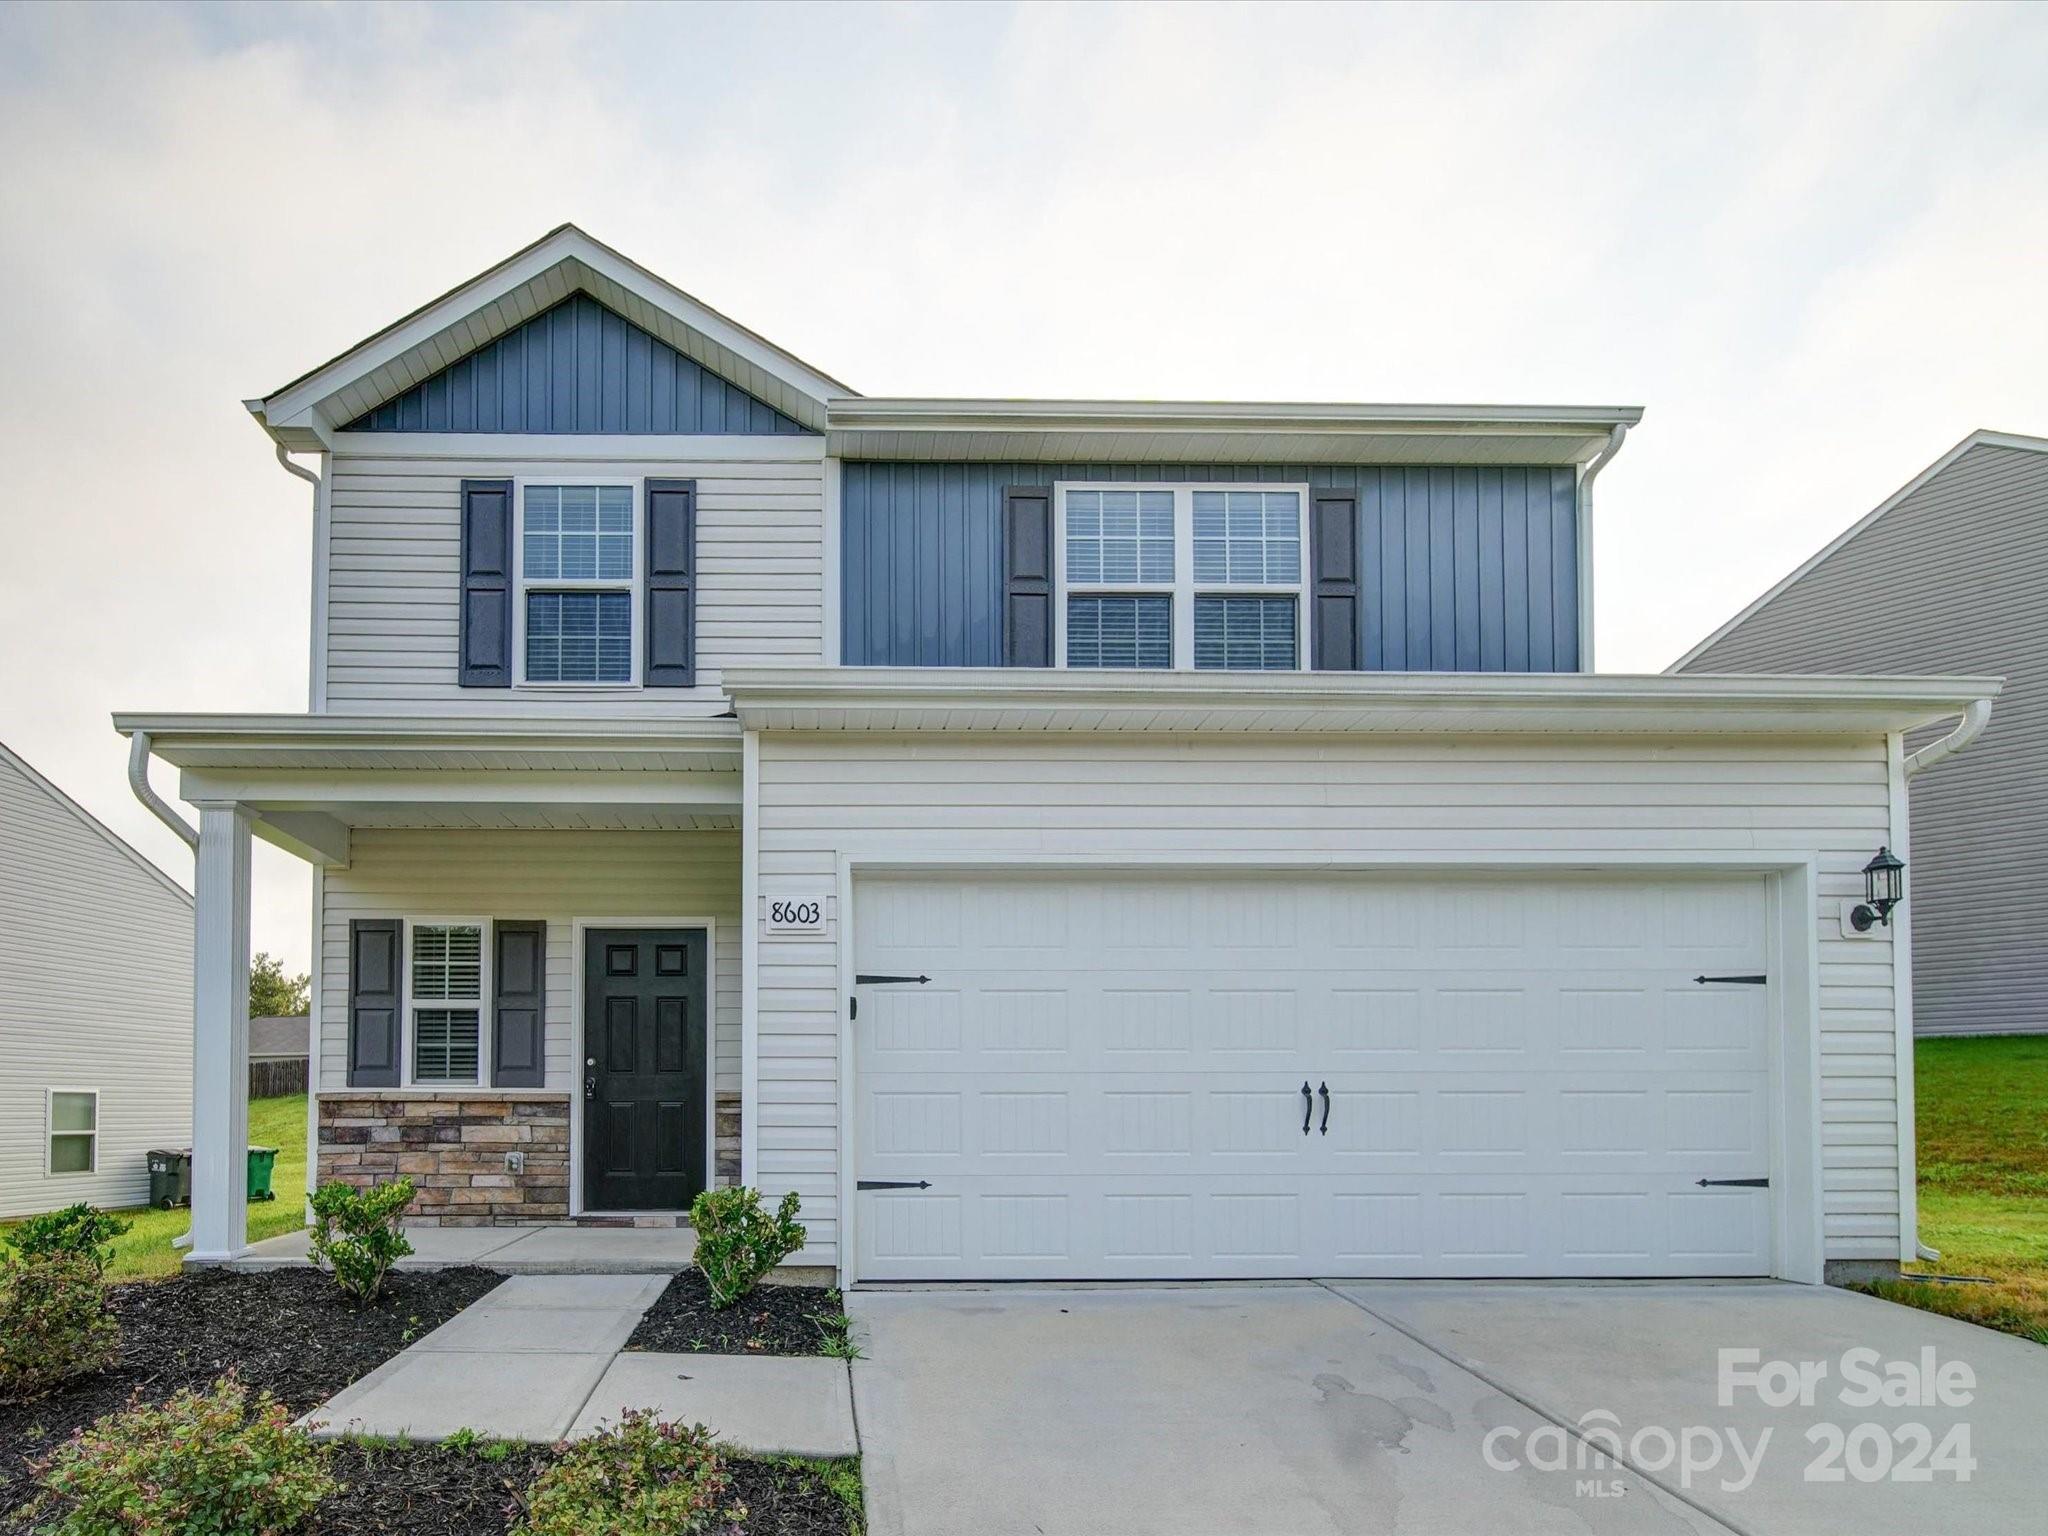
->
[645, 478, 696, 686]
[459, 479, 514, 687]
[1309, 487, 1361, 671]
[1003, 486, 1054, 667]
[348, 919, 402, 1087]
[492, 920, 546, 1088]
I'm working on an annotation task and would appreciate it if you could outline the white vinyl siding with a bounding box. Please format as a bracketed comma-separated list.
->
[321, 444, 824, 715]
[318, 830, 740, 1097]
[0, 748, 192, 1219]
[754, 735, 1905, 1273]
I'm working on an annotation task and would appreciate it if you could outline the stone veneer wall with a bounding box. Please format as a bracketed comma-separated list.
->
[318, 1092, 570, 1225]
[716, 1090, 741, 1186]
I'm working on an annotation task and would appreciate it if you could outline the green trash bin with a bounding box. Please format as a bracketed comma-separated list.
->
[146, 1148, 191, 1211]
[246, 1147, 279, 1203]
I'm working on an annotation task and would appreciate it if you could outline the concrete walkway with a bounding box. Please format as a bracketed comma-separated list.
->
[235, 1222, 699, 1274]
[303, 1274, 856, 1455]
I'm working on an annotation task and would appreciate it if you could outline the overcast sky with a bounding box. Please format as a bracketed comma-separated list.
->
[1, 0, 2044, 970]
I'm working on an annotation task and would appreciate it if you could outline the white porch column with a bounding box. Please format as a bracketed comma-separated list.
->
[189, 803, 252, 1261]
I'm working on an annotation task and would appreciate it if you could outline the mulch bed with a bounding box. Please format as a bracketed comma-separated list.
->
[0, 1266, 501, 1532]
[624, 1272, 850, 1356]
[307, 1443, 857, 1536]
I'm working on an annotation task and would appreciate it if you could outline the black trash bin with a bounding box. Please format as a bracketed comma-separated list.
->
[146, 1148, 192, 1210]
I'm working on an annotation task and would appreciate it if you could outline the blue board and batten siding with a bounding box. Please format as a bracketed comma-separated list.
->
[345, 294, 812, 435]
[842, 463, 1580, 671]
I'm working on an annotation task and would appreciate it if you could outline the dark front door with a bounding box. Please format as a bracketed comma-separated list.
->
[583, 928, 708, 1211]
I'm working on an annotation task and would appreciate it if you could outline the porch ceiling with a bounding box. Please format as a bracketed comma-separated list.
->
[113, 714, 742, 865]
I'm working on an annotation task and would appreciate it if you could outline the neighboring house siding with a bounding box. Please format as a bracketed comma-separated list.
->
[344, 294, 811, 435]
[0, 750, 192, 1218]
[754, 734, 1903, 1272]
[1679, 441, 2048, 1037]
[842, 462, 1580, 671]
[316, 829, 740, 1098]
[323, 445, 823, 714]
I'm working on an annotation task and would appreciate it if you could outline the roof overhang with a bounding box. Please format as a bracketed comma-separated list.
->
[824, 399, 1644, 466]
[114, 714, 743, 863]
[247, 225, 854, 450]
[723, 667, 2001, 737]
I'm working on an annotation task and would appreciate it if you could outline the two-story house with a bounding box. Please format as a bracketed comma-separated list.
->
[120, 226, 1997, 1287]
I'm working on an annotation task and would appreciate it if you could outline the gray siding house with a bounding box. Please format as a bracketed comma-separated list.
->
[120, 225, 1997, 1285]
[1674, 432, 2047, 1037]
[0, 741, 193, 1217]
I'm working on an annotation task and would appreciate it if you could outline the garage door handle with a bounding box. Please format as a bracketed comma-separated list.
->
[1301, 1081, 1313, 1136]
[1318, 1082, 1330, 1135]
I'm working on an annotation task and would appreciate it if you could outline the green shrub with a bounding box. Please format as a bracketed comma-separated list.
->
[30, 1374, 334, 1536]
[3, 1203, 132, 1276]
[308, 1178, 415, 1304]
[689, 1186, 806, 1310]
[520, 1411, 739, 1536]
[0, 1252, 119, 1402]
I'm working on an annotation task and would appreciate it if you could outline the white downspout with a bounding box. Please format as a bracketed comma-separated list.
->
[128, 731, 197, 849]
[1905, 697, 1992, 778]
[129, 730, 199, 1248]
[1574, 423, 1627, 672]
[1898, 694, 1994, 1264]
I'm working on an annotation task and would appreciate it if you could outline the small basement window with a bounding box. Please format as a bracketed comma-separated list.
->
[48, 1090, 97, 1175]
[409, 922, 485, 1085]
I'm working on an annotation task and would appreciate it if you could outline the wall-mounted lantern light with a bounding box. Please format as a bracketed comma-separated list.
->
[1850, 846, 1906, 932]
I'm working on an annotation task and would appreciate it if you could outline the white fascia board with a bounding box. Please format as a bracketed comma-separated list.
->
[1668, 429, 2048, 673]
[112, 712, 742, 745]
[324, 432, 825, 463]
[826, 398, 1645, 431]
[722, 665, 2001, 736]
[253, 225, 852, 437]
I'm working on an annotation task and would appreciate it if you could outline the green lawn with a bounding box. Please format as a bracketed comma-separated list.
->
[1869, 1036, 2048, 1344]
[1, 1094, 308, 1282]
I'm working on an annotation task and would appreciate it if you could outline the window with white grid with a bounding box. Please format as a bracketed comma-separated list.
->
[519, 483, 636, 685]
[1056, 484, 1305, 671]
[409, 923, 483, 1084]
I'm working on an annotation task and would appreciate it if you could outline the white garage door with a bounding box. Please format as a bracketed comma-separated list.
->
[852, 871, 1775, 1282]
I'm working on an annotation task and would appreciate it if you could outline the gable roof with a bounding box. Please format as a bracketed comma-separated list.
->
[249, 225, 1644, 466]
[341, 292, 810, 436]
[0, 739, 193, 906]
[249, 224, 856, 448]
[1668, 429, 2048, 672]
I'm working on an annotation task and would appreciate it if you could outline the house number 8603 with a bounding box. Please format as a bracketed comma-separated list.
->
[769, 901, 822, 926]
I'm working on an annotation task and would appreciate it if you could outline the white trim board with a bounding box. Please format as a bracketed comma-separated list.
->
[829, 849, 1827, 1291]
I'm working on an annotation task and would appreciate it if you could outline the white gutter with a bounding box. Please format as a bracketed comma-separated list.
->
[1574, 423, 1628, 671]
[274, 442, 320, 490]
[1904, 697, 1993, 777]
[127, 732, 197, 850]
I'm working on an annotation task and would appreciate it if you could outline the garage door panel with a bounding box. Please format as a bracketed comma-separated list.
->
[855, 872, 1774, 1281]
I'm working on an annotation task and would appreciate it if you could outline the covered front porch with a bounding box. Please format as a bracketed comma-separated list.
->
[114, 714, 743, 1262]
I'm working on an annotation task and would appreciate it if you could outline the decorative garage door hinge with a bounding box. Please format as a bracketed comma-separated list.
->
[857, 1180, 932, 1190]
[1693, 974, 1767, 985]
[849, 974, 930, 1021]
[1695, 1177, 1770, 1188]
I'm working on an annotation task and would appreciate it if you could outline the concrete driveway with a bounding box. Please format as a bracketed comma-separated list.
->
[848, 1280, 2048, 1536]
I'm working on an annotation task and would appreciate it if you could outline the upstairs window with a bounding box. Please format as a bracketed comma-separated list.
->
[517, 483, 637, 685]
[409, 922, 485, 1085]
[1055, 484, 1306, 671]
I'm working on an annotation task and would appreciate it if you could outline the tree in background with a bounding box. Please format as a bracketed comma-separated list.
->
[248, 952, 311, 1017]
